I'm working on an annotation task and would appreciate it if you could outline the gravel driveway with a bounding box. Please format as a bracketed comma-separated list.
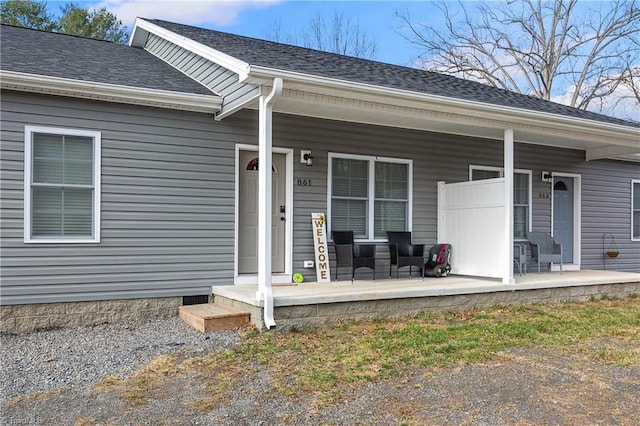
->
[2, 317, 639, 425]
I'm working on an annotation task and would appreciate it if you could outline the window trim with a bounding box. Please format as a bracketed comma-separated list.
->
[328, 152, 413, 242]
[633, 179, 640, 241]
[469, 165, 532, 240]
[24, 126, 101, 243]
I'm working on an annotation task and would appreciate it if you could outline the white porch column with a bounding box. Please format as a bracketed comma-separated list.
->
[503, 129, 515, 284]
[256, 79, 282, 329]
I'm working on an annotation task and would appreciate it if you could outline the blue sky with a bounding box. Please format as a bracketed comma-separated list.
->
[70, 0, 437, 67]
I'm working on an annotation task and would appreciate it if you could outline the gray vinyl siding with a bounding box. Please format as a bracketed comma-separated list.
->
[144, 34, 260, 116]
[269, 113, 640, 278]
[1, 91, 638, 306]
[0, 91, 253, 304]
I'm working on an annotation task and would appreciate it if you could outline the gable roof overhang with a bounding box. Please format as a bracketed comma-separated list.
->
[0, 70, 222, 114]
[243, 66, 640, 162]
[130, 19, 639, 162]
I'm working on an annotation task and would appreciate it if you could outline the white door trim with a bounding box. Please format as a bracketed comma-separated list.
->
[234, 144, 293, 284]
[551, 172, 581, 271]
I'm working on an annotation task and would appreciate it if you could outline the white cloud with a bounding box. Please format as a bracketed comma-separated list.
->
[552, 75, 640, 123]
[90, 0, 281, 28]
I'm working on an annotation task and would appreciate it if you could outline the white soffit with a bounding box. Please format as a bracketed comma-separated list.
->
[261, 86, 640, 153]
[131, 18, 251, 78]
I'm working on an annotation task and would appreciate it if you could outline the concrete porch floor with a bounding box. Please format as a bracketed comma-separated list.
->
[213, 270, 639, 307]
[211, 270, 640, 330]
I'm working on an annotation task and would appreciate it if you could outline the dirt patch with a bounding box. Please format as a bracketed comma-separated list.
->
[3, 343, 638, 425]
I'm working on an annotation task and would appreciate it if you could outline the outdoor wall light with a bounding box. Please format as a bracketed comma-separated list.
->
[301, 150, 313, 166]
[542, 171, 552, 183]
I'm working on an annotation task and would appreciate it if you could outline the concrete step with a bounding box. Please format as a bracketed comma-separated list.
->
[179, 303, 250, 333]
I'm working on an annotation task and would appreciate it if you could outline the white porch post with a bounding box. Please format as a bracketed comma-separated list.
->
[256, 79, 282, 329]
[503, 129, 515, 284]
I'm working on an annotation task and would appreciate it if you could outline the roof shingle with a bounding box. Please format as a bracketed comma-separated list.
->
[2, 20, 637, 129]
[148, 19, 639, 128]
[0, 24, 211, 95]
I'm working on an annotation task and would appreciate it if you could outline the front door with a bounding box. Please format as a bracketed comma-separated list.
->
[553, 176, 574, 263]
[238, 150, 287, 274]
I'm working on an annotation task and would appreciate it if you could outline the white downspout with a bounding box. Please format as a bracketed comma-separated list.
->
[503, 129, 515, 284]
[256, 78, 282, 329]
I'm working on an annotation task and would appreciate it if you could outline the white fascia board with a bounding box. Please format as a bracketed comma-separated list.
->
[132, 18, 251, 78]
[0, 70, 222, 113]
[247, 65, 640, 147]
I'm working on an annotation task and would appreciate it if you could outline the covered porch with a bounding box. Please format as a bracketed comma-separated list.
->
[212, 270, 640, 331]
[245, 76, 639, 329]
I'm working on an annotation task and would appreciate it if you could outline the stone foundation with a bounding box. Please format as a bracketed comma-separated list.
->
[0, 297, 182, 334]
[216, 281, 640, 332]
[4, 282, 638, 334]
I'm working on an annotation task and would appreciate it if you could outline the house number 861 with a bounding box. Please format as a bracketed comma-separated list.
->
[297, 179, 312, 186]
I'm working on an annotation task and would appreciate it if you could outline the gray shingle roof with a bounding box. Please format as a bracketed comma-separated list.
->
[0, 24, 211, 95]
[148, 19, 639, 128]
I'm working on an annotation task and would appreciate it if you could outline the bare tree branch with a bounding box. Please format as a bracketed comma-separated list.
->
[265, 10, 377, 60]
[397, 0, 640, 119]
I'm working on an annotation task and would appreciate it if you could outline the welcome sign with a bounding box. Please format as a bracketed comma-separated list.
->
[311, 213, 331, 282]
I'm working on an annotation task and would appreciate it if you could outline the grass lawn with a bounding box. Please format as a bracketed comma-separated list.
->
[97, 296, 640, 409]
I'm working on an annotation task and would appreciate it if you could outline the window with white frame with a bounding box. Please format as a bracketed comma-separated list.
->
[633, 180, 640, 240]
[24, 126, 101, 242]
[469, 165, 532, 240]
[329, 153, 412, 240]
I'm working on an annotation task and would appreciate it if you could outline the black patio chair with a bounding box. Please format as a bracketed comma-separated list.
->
[386, 231, 425, 279]
[332, 231, 376, 281]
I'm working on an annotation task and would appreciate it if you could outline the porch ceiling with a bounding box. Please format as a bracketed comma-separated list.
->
[246, 84, 640, 161]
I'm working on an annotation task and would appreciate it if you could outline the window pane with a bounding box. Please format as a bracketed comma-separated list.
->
[63, 189, 93, 235]
[32, 187, 63, 236]
[332, 158, 368, 197]
[514, 205, 528, 239]
[471, 169, 501, 180]
[64, 136, 93, 185]
[375, 162, 408, 199]
[331, 199, 367, 237]
[32, 134, 93, 185]
[634, 211, 640, 239]
[374, 201, 406, 239]
[32, 187, 93, 237]
[634, 183, 640, 207]
[33, 134, 63, 184]
[514, 173, 528, 204]
[514, 173, 529, 238]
